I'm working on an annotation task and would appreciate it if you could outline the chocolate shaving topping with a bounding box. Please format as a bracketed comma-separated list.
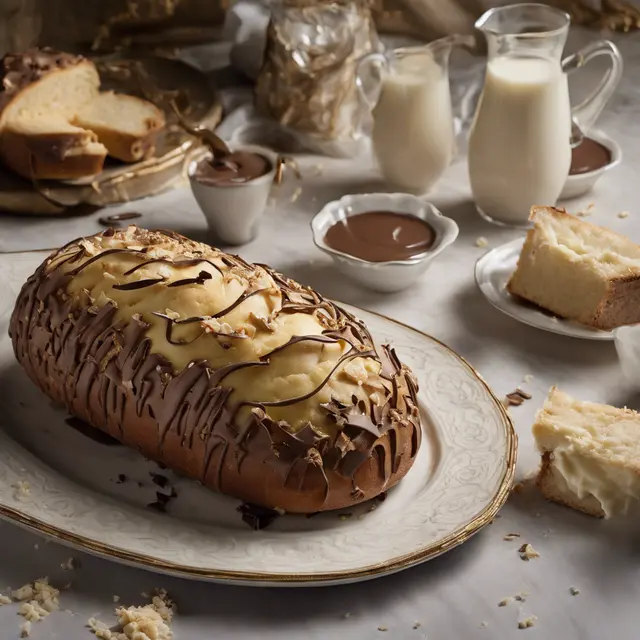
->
[167, 270, 213, 288]
[9, 226, 421, 513]
[113, 277, 167, 291]
[237, 502, 281, 530]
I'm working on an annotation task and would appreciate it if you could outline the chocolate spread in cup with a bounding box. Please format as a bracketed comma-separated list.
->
[570, 138, 612, 175]
[193, 151, 271, 186]
[324, 211, 436, 262]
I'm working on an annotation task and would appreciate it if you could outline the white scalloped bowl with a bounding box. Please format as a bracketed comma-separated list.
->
[311, 193, 459, 293]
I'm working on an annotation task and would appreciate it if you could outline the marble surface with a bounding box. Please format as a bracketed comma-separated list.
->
[1, 26, 640, 640]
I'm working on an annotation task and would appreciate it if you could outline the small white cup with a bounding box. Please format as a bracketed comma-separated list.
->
[188, 144, 278, 246]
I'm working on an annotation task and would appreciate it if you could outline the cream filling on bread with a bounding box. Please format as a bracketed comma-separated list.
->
[534, 388, 640, 518]
[544, 448, 640, 518]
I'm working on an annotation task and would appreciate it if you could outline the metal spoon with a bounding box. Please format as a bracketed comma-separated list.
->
[571, 118, 584, 149]
[170, 100, 231, 157]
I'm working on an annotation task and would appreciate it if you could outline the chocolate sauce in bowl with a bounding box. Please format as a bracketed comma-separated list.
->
[570, 137, 612, 175]
[193, 151, 272, 186]
[324, 211, 436, 262]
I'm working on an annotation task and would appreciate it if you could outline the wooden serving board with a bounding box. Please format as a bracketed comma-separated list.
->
[0, 55, 222, 216]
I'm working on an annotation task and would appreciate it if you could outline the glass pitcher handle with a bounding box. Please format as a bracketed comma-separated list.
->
[355, 52, 387, 111]
[562, 40, 623, 134]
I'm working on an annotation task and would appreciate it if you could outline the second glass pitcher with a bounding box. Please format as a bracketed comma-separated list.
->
[468, 3, 623, 227]
[358, 36, 474, 194]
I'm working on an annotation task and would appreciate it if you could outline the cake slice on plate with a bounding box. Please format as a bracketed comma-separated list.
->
[507, 206, 640, 330]
[533, 387, 640, 518]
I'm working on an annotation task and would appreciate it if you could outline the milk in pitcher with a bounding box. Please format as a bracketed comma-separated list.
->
[372, 52, 455, 194]
[468, 56, 572, 226]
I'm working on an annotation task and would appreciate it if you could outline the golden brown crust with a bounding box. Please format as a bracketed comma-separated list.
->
[0, 128, 106, 179]
[9, 227, 422, 513]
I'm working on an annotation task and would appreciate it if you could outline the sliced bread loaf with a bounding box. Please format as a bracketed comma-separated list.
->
[0, 48, 167, 180]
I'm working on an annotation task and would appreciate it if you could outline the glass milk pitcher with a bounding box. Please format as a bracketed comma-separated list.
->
[468, 3, 623, 227]
[357, 36, 474, 194]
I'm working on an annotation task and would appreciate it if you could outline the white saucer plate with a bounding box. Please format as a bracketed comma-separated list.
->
[0, 251, 515, 587]
[475, 238, 614, 341]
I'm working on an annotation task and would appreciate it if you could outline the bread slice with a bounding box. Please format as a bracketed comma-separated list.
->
[533, 387, 640, 518]
[507, 206, 640, 330]
[73, 91, 165, 163]
[0, 50, 108, 179]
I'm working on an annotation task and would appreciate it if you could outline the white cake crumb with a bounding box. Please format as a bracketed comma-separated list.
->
[60, 557, 76, 571]
[88, 589, 175, 640]
[570, 587, 580, 596]
[0, 593, 11, 605]
[12, 481, 30, 500]
[618, 211, 630, 219]
[113, 595, 121, 603]
[515, 592, 529, 602]
[314, 163, 324, 176]
[413, 621, 422, 629]
[518, 543, 540, 560]
[377, 626, 388, 632]
[503, 533, 521, 541]
[523, 374, 534, 384]
[33, 544, 39, 551]
[475, 236, 489, 248]
[498, 597, 512, 607]
[290, 187, 303, 203]
[20, 620, 32, 637]
[518, 616, 537, 629]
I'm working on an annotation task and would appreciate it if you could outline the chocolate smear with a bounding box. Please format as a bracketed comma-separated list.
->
[98, 212, 143, 227]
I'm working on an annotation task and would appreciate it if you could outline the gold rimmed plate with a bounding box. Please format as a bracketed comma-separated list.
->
[0, 251, 515, 586]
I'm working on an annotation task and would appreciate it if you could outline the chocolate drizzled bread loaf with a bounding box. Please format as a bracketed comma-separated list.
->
[9, 227, 421, 513]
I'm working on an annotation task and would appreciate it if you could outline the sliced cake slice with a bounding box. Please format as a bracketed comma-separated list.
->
[507, 206, 640, 330]
[73, 91, 165, 163]
[533, 387, 640, 518]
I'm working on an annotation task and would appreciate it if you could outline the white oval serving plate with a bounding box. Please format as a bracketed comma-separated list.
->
[475, 238, 614, 342]
[0, 251, 515, 587]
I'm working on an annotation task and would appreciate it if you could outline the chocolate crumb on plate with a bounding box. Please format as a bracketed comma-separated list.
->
[237, 503, 281, 530]
[98, 212, 143, 227]
[116, 474, 127, 484]
[150, 473, 169, 489]
[147, 488, 177, 513]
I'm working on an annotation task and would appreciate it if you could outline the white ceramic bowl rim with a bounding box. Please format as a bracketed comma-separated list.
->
[566, 127, 622, 179]
[311, 193, 459, 267]
[187, 144, 279, 188]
